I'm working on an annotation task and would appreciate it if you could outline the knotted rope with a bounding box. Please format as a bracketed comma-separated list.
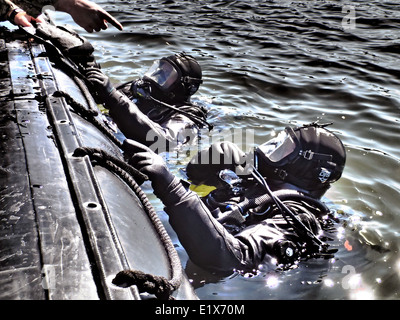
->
[30, 30, 183, 299]
[112, 270, 175, 300]
[73, 147, 183, 300]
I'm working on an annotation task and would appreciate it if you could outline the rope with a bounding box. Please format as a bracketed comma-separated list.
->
[112, 270, 174, 300]
[73, 147, 147, 186]
[27, 25, 183, 298]
[25, 25, 124, 150]
[54, 90, 124, 149]
[73, 147, 183, 300]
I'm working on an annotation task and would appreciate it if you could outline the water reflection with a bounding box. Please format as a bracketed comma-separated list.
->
[49, 0, 400, 299]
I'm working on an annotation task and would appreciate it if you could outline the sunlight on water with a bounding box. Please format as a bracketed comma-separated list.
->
[265, 276, 280, 289]
[48, 0, 400, 300]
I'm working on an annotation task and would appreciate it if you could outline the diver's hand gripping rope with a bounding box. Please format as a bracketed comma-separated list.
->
[73, 147, 182, 299]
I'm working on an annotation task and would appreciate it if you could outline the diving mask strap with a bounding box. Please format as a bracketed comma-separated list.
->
[299, 149, 332, 162]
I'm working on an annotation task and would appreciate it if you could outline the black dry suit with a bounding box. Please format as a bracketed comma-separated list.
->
[114, 79, 210, 150]
[154, 171, 334, 274]
[151, 141, 337, 273]
[86, 52, 211, 152]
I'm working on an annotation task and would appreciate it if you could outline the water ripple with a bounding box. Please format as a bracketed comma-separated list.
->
[52, 0, 400, 300]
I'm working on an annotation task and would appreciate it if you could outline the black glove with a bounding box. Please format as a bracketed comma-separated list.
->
[85, 67, 116, 105]
[35, 23, 98, 69]
[123, 139, 175, 194]
[186, 141, 247, 187]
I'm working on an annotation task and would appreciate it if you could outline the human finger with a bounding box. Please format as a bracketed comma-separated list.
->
[101, 20, 108, 30]
[85, 71, 105, 83]
[129, 152, 155, 171]
[34, 14, 46, 24]
[86, 14, 109, 32]
[98, 10, 123, 31]
[211, 142, 225, 156]
[83, 25, 94, 33]
[85, 66, 102, 73]
[221, 142, 245, 165]
[123, 139, 152, 158]
[14, 12, 33, 28]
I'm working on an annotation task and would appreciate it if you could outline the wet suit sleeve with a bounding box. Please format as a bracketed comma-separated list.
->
[106, 90, 182, 151]
[155, 177, 284, 273]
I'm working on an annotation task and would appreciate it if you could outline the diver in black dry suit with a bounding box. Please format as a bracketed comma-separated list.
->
[18, 22, 209, 151]
[123, 123, 346, 273]
[86, 52, 210, 152]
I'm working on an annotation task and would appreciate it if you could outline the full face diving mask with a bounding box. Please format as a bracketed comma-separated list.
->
[256, 127, 301, 167]
[142, 53, 203, 104]
[144, 59, 180, 93]
[255, 124, 346, 196]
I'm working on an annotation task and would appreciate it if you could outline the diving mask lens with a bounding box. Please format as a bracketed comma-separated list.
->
[257, 130, 297, 165]
[144, 59, 179, 91]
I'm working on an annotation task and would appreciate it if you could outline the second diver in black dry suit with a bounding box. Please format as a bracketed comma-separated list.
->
[123, 123, 346, 273]
[86, 52, 212, 152]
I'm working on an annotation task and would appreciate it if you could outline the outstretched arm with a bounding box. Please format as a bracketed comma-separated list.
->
[86, 67, 183, 151]
[9, 0, 122, 32]
[53, 0, 123, 33]
[123, 140, 284, 273]
[0, 0, 45, 26]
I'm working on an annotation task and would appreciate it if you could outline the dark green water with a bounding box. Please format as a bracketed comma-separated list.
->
[51, 0, 400, 299]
